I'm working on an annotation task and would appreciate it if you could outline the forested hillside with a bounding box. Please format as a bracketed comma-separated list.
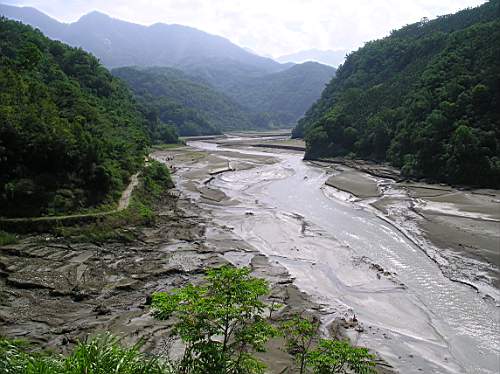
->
[0, 18, 152, 217]
[295, 0, 500, 187]
[225, 62, 335, 126]
[1, 5, 335, 129]
[113, 67, 259, 134]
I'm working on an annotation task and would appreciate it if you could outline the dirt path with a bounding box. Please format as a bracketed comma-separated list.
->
[117, 172, 139, 210]
[0, 172, 140, 223]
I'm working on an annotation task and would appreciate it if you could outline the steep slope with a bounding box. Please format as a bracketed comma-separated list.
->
[0, 18, 149, 217]
[113, 67, 261, 134]
[225, 62, 335, 126]
[295, 0, 500, 187]
[0, 4, 335, 128]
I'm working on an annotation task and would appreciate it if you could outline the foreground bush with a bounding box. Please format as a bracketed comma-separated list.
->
[0, 334, 172, 374]
[1, 267, 378, 374]
[152, 265, 277, 374]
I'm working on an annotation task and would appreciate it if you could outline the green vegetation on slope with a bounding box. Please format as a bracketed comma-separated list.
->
[295, 0, 500, 187]
[1, 5, 339, 130]
[225, 62, 335, 126]
[52, 159, 173, 244]
[113, 66, 260, 135]
[0, 18, 152, 217]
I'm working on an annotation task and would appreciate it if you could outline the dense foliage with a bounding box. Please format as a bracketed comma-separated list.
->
[295, 0, 500, 187]
[152, 265, 277, 373]
[0, 334, 172, 373]
[0, 18, 150, 217]
[113, 67, 257, 135]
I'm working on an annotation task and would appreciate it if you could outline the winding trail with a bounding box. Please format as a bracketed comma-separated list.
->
[0, 172, 140, 224]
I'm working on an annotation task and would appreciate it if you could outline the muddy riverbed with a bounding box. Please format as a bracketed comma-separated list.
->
[1, 132, 498, 374]
[160, 134, 499, 374]
[0, 144, 372, 373]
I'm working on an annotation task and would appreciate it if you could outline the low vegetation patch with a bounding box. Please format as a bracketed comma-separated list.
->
[0, 266, 379, 373]
[0, 334, 172, 374]
[54, 160, 173, 244]
[0, 230, 18, 246]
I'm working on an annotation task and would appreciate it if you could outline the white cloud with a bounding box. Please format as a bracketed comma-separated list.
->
[4, 0, 488, 56]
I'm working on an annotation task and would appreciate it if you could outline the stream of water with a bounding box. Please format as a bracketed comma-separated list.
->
[184, 140, 500, 374]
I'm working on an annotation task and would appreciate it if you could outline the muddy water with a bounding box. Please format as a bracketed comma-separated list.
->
[182, 140, 500, 374]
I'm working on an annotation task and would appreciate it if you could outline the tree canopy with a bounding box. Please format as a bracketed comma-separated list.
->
[294, 0, 500, 187]
[0, 18, 151, 217]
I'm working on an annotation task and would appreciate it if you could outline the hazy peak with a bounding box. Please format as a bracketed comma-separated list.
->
[276, 48, 348, 67]
[78, 10, 112, 22]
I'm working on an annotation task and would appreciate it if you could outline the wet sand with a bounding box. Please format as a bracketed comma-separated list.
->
[172, 136, 500, 374]
[0, 141, 392, 373]
[325, 168, 380, 198]
[325, 166, 500, 300]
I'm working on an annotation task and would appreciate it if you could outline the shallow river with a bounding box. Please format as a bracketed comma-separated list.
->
[184, 140, 500, 374]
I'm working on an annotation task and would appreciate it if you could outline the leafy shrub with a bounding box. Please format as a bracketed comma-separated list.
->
[152, 265, 277, 374]
[307, 339, 376, 374]
[0, 230, 18, 246]
[0, 334, 172, 374]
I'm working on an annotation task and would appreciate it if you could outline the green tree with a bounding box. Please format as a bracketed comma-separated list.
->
[307, 339, 376, 374]
[151, 266, 277, 374]
[281, 314, 319, 374]
[294, 0, 500, 188]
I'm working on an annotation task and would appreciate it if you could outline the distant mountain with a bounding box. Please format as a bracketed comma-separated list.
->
[113, 67, 260, 135]
[276, 49, 348, 67]
[295, 0, 500, 188]
[0, 4, 335, 128]
[0, 4, 283, 72]
[225, 62, 336, 126]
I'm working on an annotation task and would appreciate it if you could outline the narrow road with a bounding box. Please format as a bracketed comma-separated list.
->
[0, 172, 140, 223]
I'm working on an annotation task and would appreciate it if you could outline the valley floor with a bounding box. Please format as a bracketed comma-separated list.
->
[164, 133, 499, 374]
[1, 132, 498, 374]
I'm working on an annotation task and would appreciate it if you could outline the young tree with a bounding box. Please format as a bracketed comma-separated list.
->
[307, 339, 376, 374]
[281, 314, 319, 374]
[151, 265, 277, 374]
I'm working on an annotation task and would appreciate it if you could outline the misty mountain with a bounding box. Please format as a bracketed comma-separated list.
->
[276, 49, 348, 67]
[225, 62, 335, 125]
[0, 4, 335, 127]
[113, 67, 260, 134]
[0, 4, 282, 72]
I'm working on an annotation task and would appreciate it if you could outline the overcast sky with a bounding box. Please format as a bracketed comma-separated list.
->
[3, 0, 487, 57]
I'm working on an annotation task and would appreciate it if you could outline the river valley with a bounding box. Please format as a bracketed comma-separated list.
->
[164, 134, 500, 374]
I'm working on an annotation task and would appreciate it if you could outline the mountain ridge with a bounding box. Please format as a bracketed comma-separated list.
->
[0, 3, 336, 128]
[295, 0, 500, 187]
[276, 48, 348, 67]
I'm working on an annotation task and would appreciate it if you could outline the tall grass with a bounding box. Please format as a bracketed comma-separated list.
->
[0, 334, 174, 374]
[0, 230, 18, 246]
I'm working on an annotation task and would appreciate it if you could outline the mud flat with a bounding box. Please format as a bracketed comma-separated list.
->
[177, 136, 500, 374]
[322, 163, 500, 300]
[0, 144, 390, 374]
[0, 186, 318, 372]
[325, 168, 380, 198]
